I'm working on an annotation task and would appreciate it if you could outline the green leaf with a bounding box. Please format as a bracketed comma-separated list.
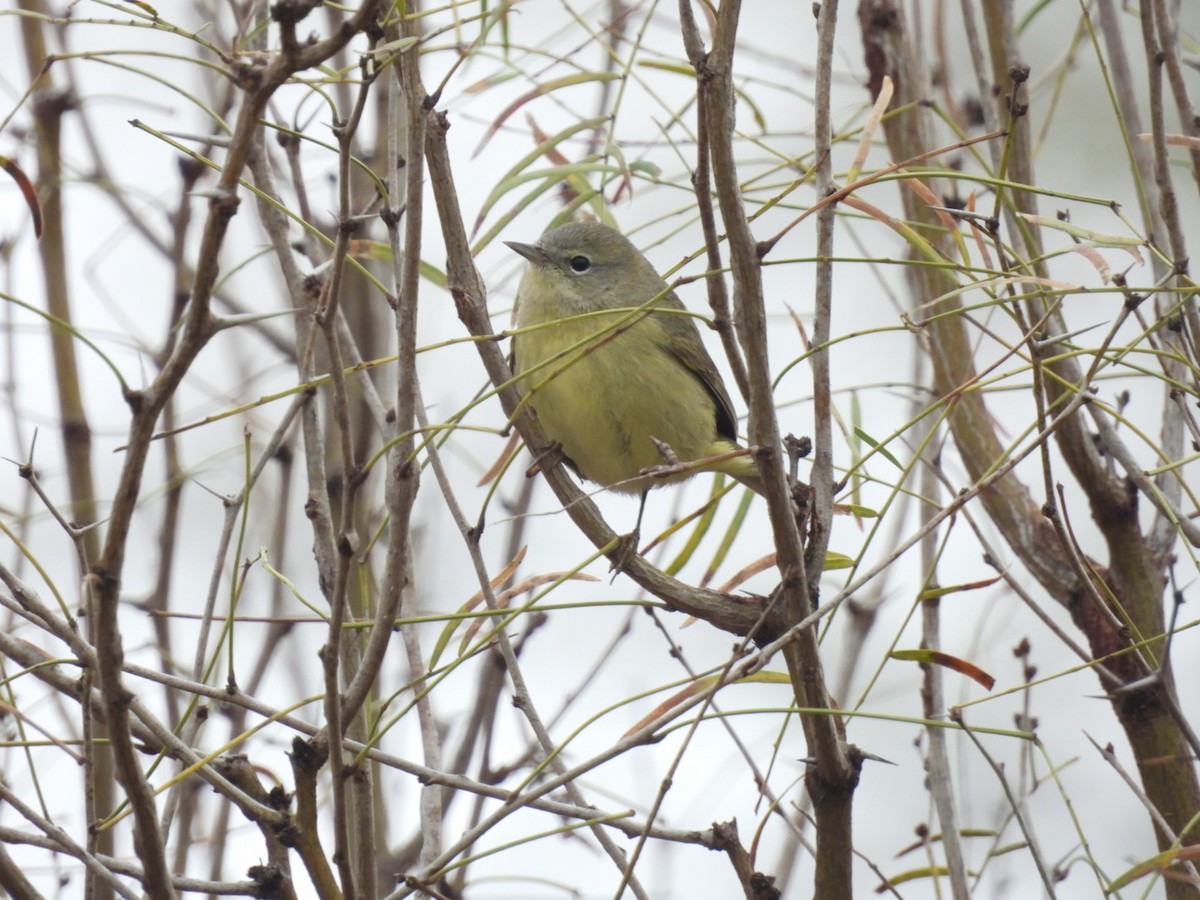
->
[1108, 844, 1200, 890]
[823, 551, 857, 570]
[918, 576, 1001, 600]
[853, 426, 901, 469]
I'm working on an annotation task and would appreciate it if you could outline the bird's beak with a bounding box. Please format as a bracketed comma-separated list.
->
[504, 240, 553, 268]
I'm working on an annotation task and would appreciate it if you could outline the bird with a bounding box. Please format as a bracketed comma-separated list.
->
[506, 220, 764, 501]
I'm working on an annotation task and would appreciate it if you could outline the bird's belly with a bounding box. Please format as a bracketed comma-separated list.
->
[516, 323, 718, 493]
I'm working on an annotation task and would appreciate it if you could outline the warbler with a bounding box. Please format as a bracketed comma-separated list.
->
[506, 221, 763, 498]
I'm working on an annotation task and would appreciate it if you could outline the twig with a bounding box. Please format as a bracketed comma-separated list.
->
[953, 719, 1058, 897]
[1085, 732, 1200, 885]
[0, 782, 141, 900]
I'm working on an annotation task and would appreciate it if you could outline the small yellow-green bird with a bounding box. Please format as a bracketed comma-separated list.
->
[506, 220, 764, 498]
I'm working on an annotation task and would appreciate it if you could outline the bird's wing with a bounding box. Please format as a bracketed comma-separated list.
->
[655, 297, 742, 445]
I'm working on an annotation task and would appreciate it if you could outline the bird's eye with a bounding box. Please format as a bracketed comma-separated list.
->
[569, 255, 592, 273]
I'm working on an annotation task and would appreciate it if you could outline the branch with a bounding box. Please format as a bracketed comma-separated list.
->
[682, 2, 859, 896]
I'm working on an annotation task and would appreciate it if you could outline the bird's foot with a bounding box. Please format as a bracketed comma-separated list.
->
[524, 441, 569, 479]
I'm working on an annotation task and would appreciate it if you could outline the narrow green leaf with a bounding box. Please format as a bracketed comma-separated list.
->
[1107, 845, 1200, 890]
[1015, 212, 1144, 246]
[853, 426, 902, 469]
[918, 576, 1001, 600]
